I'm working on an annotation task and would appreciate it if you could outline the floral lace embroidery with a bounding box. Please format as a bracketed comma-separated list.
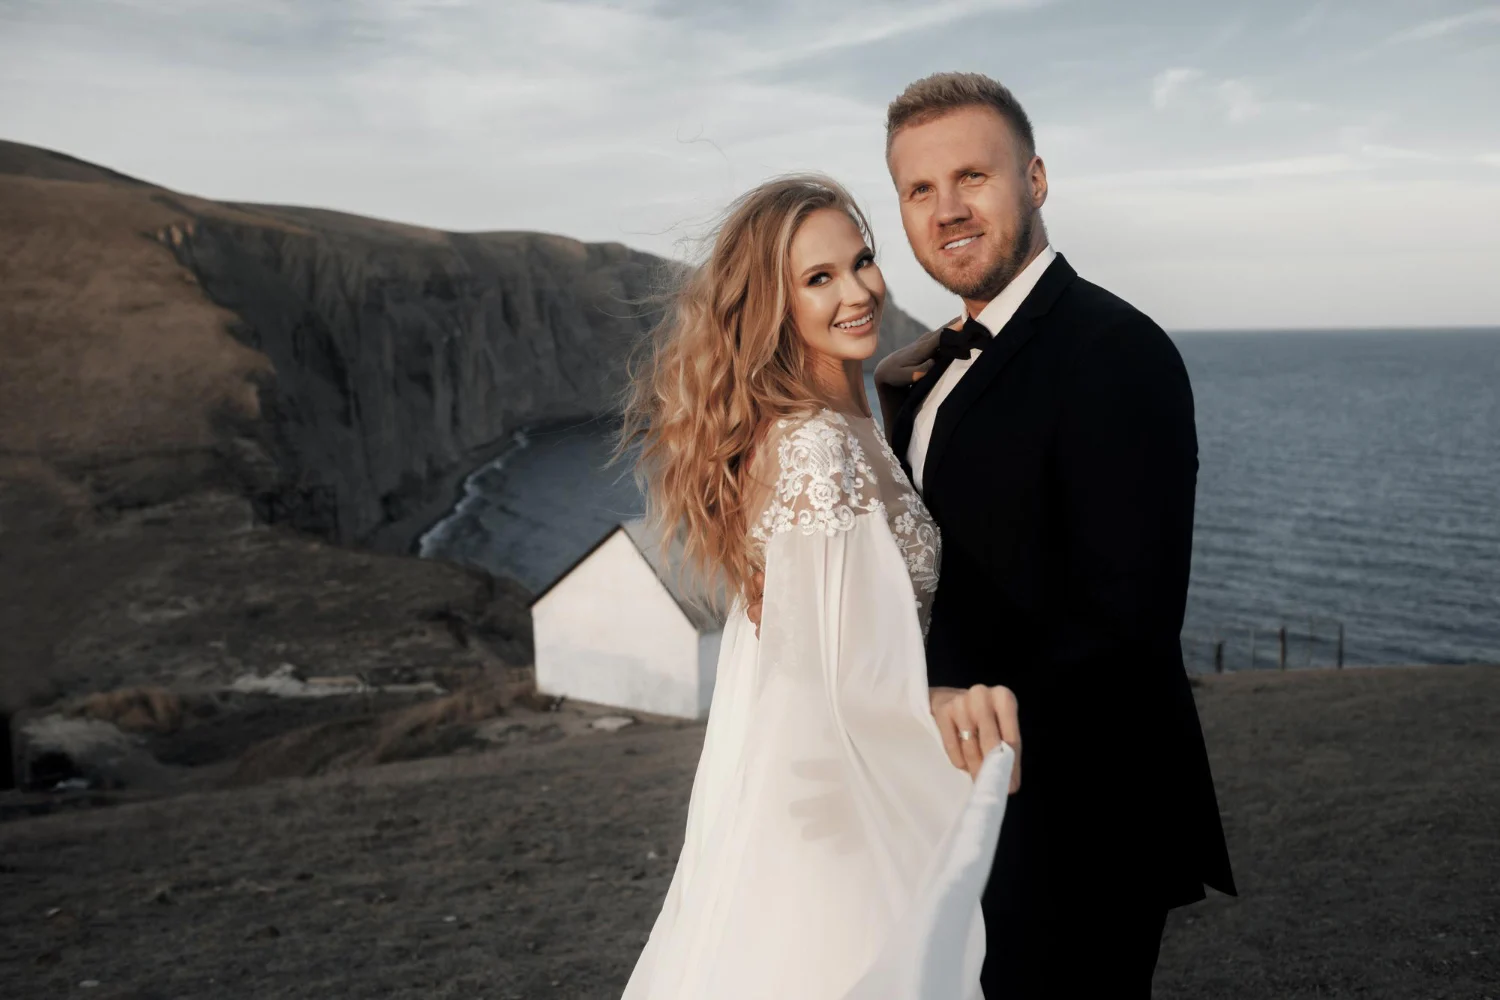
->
[751, 413, 885, 540]
[868, 421, 941, 599]
[749, 409, 942, 634]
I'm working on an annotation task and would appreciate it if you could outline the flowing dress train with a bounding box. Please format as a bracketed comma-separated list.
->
[621, 409, 1013, 1000]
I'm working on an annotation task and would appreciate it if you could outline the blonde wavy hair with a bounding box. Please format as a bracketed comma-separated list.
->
[615, 174, 876, 610]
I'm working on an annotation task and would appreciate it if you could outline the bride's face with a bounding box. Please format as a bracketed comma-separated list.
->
[786, 207, 885, 368]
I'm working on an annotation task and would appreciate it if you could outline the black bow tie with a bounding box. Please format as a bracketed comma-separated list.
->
[930, 317, 991, 364]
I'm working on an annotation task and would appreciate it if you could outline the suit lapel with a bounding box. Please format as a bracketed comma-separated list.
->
[891, 352, 957, 482]
[920, 254, 1078, 493]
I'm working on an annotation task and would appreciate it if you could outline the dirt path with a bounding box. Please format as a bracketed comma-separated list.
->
[2, 666, 1496, 999]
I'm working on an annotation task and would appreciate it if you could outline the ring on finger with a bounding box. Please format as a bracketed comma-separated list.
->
[959, 729, 973, 741]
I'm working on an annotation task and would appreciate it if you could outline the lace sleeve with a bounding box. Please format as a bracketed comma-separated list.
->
[749, 412, 886, 548]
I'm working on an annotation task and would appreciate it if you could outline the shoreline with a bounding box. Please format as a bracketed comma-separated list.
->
[362, 412, 618, 564]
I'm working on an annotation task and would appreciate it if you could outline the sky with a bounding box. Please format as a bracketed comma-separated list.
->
[1, 0, 1498, 331]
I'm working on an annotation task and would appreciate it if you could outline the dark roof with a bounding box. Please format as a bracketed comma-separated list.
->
[528, 518, 725, 633]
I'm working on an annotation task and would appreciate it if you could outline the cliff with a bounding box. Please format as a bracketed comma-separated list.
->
[164, 204, 927, 548]
[0, 141, 928, 549]
[0, 140, 931, 707]
[159, 208, 668, 547]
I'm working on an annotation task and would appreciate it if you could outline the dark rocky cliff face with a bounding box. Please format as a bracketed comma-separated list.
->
[162, 201, 929, 550]
[163, 207, 665, 547]
[0, 137, 931, 728]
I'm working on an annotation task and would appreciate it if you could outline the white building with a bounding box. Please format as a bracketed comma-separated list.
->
[530, 518, 724, 720]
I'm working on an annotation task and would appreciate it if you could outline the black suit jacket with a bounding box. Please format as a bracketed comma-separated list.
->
[890, 254, 1236, 909]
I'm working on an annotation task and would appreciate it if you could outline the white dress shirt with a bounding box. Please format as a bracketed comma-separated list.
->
[906, 244, 1057, 493]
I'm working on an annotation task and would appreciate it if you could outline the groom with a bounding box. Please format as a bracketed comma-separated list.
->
[872, 72, 1237, 998]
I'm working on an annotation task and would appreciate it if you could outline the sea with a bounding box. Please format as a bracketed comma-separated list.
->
[419, 328, 1500, 672]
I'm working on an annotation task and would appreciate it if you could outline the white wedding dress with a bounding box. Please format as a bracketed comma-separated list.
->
[621, 408, 1014, 1000]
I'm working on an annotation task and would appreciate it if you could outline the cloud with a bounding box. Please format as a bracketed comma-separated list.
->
[1, 0, 1495, 329]
[1357, 143, 1452, 164]
[1387, 5, 1500, 44]
[1288, 2, 1330, 37]
[1069, 154, 1370, 189]
[1216, 79, 1264, 123]
[721, 0, 1055, 75]
[1, 0, 1068, 327]
[1153, 69, 1302, 124]
[1152, 67, 1202, 110]
[1337, 126, 1487, 168]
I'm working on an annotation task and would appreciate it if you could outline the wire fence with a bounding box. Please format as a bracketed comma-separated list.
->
[1182, 618, 1346, 674]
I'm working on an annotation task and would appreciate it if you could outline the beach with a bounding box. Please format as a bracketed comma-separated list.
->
[2, 664, 1494, 999]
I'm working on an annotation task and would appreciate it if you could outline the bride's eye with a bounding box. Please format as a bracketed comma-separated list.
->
[808, 272, 830, 286]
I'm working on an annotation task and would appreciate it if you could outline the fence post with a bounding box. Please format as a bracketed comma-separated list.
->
[1336, 624, 1345, 669]
[1214, 641, 1225, 674]
[1278, 626, 1288, 670]
[1248, 627, 1257, 670]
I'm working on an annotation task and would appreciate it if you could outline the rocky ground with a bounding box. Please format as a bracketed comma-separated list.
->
[3, 137, 1494, 1000]
[1, 665, 1495, 1000]
[0, 462, 548, 824]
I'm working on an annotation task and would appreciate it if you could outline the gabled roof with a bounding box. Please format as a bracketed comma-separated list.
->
[528, 518, 725, 633]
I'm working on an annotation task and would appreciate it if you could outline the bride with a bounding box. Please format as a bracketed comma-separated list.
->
[616, 175, 1018, 999]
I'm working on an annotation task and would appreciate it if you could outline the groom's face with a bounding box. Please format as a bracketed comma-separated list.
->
[887, 105, 1046, 308]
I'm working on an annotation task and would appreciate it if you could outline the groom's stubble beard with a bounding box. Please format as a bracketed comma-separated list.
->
[920, 194, 1037, 307]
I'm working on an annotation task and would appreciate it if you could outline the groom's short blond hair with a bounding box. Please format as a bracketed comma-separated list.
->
[885, 73, 1036, 160]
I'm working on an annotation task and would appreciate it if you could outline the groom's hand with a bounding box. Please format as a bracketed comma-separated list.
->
[873, 323, 949, 389]
[930, 685, 1022, 793]
[873, 318, 962, 435]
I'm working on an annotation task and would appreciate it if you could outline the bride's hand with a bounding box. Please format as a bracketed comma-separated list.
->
[929, 685, 1022, 793]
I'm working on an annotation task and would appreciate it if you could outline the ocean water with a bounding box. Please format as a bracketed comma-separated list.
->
[1177, 328, 1499, 669]
[420, 328, 1500, 671]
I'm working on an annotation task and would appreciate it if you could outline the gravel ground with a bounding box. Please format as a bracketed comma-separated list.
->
[1, 665, 1496, 1000]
